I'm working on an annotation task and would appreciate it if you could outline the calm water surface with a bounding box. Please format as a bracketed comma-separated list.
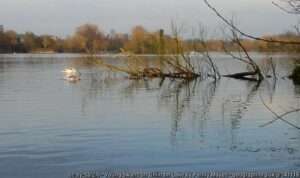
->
[0, 53, 299, 178]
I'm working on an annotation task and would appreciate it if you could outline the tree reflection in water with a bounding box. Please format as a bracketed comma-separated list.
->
[70, 55, 300, 156]
[157, 79, 219, 145]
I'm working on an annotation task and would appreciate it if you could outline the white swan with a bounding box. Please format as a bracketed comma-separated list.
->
[62, 68, 79, 76]
[62, 67, 81, 82]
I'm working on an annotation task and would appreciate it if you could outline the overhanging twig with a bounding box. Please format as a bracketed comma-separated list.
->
[203, 0, 300, 45]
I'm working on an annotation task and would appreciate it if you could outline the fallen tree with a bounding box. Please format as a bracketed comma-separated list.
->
[97, 50, 201, 80]
[95, 25, 220, 81]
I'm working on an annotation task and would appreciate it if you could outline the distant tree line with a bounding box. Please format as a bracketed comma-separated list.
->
[1, 23, 300, 54]
[187, 31, 300, 53]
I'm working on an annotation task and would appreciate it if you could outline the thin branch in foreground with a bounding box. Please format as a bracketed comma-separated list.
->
[260, 108, 300, 127]
[272, 1, 299, 14]
[259, 93, 300, 129]
[272, 0, 300, 14]
[203, 0, 300, 45]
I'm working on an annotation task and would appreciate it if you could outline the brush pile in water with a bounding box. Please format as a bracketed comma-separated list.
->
[97, 52, 202, 80]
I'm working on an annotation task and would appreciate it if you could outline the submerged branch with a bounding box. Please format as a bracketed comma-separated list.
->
[223, 72, 262, 82]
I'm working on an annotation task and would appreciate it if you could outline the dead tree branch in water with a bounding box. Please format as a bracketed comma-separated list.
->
[222, 27, 264, 82]
[203, 0, 300, 45]
[96, 50, 201, 80]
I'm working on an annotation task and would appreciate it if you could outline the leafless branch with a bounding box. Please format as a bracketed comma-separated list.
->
[203, 0, 300, 45]
[197, 23, 221, 80]
[272, 0, 300, 14]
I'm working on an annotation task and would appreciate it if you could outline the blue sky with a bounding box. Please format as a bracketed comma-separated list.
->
[0, 0, 298, 37]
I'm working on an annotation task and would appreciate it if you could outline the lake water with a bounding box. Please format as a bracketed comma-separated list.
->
[0, 53, 299, 178]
